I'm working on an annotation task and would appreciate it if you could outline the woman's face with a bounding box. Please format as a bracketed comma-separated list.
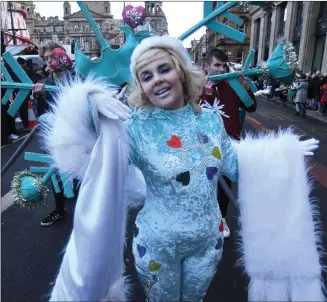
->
[137, 55, 184, 109]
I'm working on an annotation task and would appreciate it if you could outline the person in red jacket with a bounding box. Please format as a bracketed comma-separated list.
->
[320, 82, 327, 116]
[200, 48, 257, 238]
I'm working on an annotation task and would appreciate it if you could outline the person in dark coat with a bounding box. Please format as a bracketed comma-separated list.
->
[32, 42, 76, 227]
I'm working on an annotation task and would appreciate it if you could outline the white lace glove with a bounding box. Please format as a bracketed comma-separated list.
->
[91, 85, 131, 121]
[300, 138, 319, 156]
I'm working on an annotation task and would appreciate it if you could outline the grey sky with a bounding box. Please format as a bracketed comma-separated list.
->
[33, 1, 206, 48]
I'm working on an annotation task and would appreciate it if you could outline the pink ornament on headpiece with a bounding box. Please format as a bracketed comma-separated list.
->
[122, 5, 146, 29]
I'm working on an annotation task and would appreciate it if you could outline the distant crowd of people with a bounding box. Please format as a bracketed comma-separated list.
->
[293, 71, 327, 117]
[250, 71, 327, 118]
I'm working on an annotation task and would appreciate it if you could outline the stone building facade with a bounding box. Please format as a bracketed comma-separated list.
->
[189, 2, 252, 68]
[23, 1, 168, 58]
[145, 2, 169, 36]
[249, 1, 327, 73]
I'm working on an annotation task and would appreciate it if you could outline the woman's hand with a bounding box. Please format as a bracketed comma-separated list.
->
[300, 138, 319, 156]
[91, 89, 131, 121]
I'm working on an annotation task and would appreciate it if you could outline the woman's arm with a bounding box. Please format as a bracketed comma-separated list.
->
[40, 77, 130, 180]
[45, 79, 136, 301]
[50, 116, 132, 301]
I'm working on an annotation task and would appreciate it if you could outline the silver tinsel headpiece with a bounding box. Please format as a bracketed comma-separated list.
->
[11, 170, 49, 210]
[277, 36, 301, 88]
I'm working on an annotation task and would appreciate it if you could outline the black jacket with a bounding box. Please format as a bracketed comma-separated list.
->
[35, 72, 74, 116]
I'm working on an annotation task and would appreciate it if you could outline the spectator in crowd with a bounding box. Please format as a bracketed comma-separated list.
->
[18, 57, 44, 130]
[25, 59, 43, 83]
[32, 41, 75, 227]
[1, 64, 20, 144]
[1, 88, 19, 145]
[307, 74, 315, 109]
[312, 71, 322, 112]
[16, 57, 30, 131]
[294, 74, 309, 117]
[200, 48, 257, 238]
[320, 81, 327, 117]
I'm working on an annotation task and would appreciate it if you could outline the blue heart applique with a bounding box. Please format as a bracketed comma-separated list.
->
[137, 244, 146, 258]
[206, 167, 218, 180]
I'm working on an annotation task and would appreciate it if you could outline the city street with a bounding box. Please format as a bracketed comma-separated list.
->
[2, 98, 327, 302]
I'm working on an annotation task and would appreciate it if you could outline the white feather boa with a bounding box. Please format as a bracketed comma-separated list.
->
[234, 130, 325, 301]
[41, 79, 324, 301]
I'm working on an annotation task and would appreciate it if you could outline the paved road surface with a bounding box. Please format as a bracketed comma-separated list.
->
[2, 99, 326, 302]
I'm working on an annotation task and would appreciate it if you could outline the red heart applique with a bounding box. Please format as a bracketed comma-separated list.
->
[167, 135, 182, 148]
[219, 220, 224, 232]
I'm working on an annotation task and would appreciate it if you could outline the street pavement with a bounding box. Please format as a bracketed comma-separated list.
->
[2, 98, 327, 302]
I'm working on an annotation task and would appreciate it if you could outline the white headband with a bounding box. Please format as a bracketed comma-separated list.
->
[130, 35, 193, 76]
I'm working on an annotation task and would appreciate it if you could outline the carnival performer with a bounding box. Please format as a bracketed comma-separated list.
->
[42, 36, 324, 302]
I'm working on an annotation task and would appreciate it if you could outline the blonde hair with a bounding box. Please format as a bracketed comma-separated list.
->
[128, 48, 205, 110]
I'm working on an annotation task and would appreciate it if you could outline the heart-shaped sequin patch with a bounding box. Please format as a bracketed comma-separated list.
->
[149, 260, 161, 272]
[176, 171, 190, 186]
[215, 237, 223, 250]
[197, 132, 209, 144]
[206, 167, 218, 180]
[219, 220, 224, 232]
[167, 135, 182, 148]
[137, 244, 146, 258]
[212, 146, 222, 159]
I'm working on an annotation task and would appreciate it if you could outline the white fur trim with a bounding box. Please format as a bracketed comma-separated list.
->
[234, 129, 325, 301]
[130, 35, 192, 76]
[40, 77, 118, 180]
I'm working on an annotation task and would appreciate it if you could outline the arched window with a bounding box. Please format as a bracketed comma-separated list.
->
[236, 51, 243, 64]
[238, 21, 246, 34]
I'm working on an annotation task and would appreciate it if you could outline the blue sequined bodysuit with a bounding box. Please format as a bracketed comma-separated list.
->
[126, 102, 238, 301]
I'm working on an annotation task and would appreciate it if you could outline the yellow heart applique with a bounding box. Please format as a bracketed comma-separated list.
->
[148, 260, 161, 272]
[212, 146, 222, 160]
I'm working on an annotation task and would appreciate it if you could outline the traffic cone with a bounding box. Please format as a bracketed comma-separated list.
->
[28, 100, 37, 130]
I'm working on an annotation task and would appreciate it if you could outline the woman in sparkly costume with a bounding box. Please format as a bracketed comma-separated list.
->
[43, 36, 323, 302]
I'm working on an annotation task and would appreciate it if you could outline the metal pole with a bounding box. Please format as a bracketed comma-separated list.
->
[218, 177, 240, 215]
[8, 2, 17, 45]
[1, 124, 39, 176]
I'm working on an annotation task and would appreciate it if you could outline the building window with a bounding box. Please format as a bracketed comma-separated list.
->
[293, 2, 303, 44]
[236, 51, 243, 64]
[105, 6, 108, 13]
[317, 2, 327, 36]
[65, 7, 68, 14]
[264, 12, 272, 60]
[278, 3, 287, 37]
[238, 22, 246, 34]
[295, 2, 303, 27]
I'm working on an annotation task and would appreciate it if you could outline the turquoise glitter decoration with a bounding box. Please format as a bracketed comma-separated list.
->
[209, 38, 299, 107]
[74, 2, 152, 87]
